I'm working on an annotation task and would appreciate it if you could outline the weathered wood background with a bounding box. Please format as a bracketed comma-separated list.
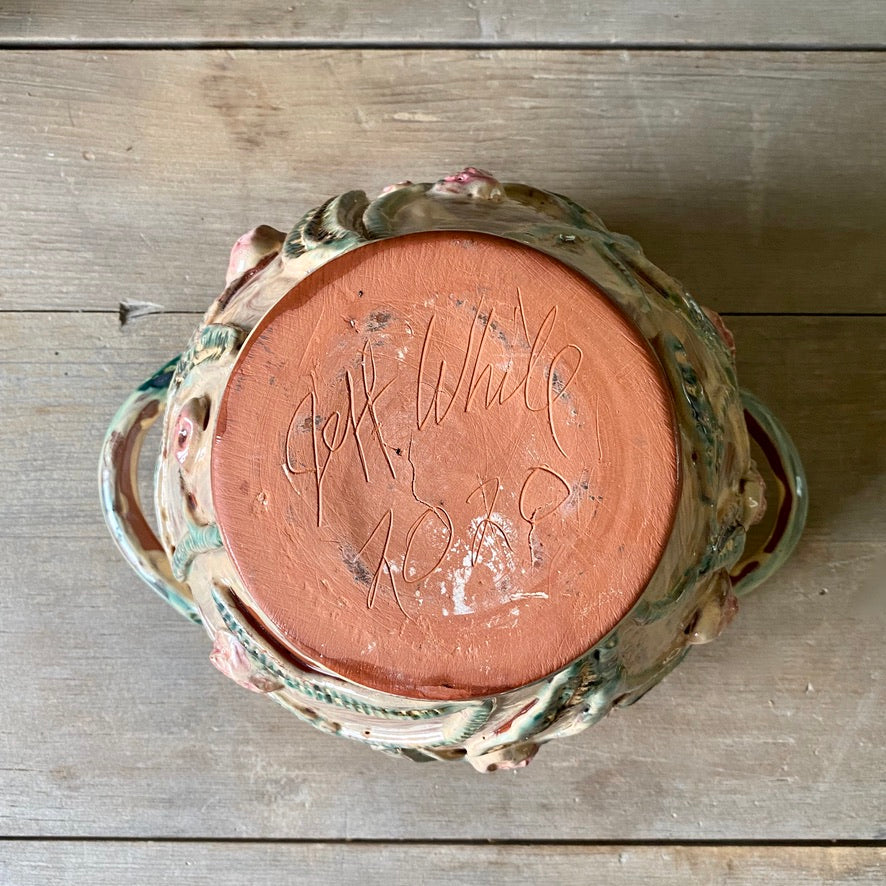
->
[1, 4, 883, 883]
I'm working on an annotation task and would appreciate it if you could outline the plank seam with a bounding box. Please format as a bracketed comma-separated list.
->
[0, 41, 885, 52]
[3, 309, 884, 319]
[0, 837, 882, 847]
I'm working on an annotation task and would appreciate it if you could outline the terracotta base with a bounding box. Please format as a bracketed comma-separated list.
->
[212, 231, 679, 699]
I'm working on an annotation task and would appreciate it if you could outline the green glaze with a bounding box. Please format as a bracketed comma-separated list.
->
[171, 523, 223, 581]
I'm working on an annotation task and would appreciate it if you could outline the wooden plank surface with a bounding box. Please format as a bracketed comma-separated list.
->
[2, 1, 885, 47]
[1, 50, 883, 314]
[1, 312, 882, 840]
[2, 843, 884, 885]
[2, 22, 883, 876]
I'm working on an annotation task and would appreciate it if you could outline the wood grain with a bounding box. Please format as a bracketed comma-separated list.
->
[2, 1, 885, 47]
[1, 50, 883, 314]
[2, 843, 884, 885]
[0, 312, 882, 839]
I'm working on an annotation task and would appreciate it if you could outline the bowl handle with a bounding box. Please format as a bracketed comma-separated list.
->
[729, 389, 808, 597]
[98, 357, 202, 624]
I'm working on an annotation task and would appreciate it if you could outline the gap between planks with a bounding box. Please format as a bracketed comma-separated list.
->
[2, 308, 885, 317]
[2, 41, 886, 51]
[0, 836, 884, 846]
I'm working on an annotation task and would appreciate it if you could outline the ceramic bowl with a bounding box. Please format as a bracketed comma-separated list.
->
[100, 168, 806, 771]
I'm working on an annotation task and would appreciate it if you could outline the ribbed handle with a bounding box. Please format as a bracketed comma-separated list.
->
[98, 357, 202, 623]
[730, 390, 808, 596]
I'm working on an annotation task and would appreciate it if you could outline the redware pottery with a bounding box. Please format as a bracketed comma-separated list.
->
[99, 168, 807, 771]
